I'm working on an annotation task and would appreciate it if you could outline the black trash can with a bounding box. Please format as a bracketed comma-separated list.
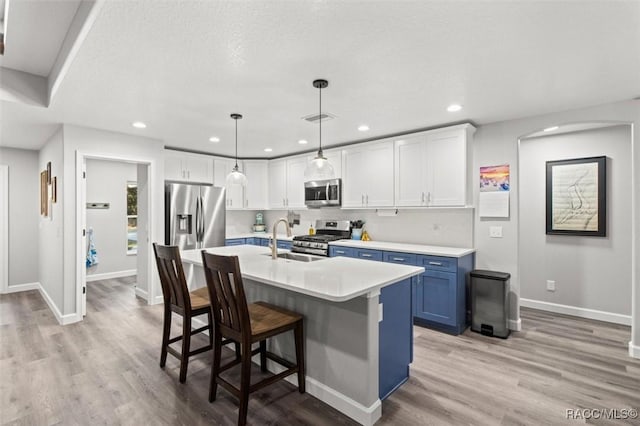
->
[470, 270, 511, 338]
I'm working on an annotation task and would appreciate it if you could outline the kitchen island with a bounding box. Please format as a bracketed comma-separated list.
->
[181, 244, 424, 426]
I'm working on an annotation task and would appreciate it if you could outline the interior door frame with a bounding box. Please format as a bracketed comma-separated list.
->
[0, 165, 8, 294]
[75, 151, 156, 320]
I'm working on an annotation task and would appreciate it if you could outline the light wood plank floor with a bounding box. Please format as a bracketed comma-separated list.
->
[1, 277, 638, 425]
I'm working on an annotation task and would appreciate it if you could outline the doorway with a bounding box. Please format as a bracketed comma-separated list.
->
[0, 165, 8, 293]
[76, 152, 154, 318]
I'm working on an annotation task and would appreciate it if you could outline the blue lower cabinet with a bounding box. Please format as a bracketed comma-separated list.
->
[415, 270, 457, 326]
[328, 246, 355, 257]
[354, 248, 383, 261]
[413, 253, 475, 335]
[245, 237, 256, 245]
[225, 238, 245, 246]
[379, 277, 413, 400]
[276, 240, 292, 250]
[257, 238, 269, 247]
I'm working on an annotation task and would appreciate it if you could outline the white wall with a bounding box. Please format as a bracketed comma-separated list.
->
[85, 159, 137, 277]
[62, 124, 164, 317]
[38, 128, 65, 313]
[0, 148, 40, 287]
[520, 125, 631, 316]
[472, 99, 639, 344]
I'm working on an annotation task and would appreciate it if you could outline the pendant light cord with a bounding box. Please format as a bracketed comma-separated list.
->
[318, 84, 323, 156]
[234, 117, 239, 169]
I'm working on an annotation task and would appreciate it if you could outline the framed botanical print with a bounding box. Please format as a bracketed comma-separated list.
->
[546, 156, 606, 237]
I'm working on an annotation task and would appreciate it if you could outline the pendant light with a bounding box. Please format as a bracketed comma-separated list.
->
[226, 113, 248, 187]
[304, 79, 335, 181]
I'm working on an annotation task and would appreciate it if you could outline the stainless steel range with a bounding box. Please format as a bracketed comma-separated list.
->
[292, 220, 351, 256]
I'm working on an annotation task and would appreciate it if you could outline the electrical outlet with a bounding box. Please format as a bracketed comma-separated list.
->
[489, 226, 503, 238]
[546, 280, 556, 291]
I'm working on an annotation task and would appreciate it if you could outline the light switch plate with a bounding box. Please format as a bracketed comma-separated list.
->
[489, 226, 503, 238]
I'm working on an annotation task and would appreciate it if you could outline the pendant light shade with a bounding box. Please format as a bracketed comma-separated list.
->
[304, 79, 335, 181]
[226, 113, 247, 187]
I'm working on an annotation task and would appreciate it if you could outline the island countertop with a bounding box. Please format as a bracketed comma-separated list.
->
[181, 245, 424, 302]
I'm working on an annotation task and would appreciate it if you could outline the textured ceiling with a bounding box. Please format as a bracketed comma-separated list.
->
[1, 0, 639, 156]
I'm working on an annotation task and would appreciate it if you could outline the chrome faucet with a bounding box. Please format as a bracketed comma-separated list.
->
[270, 217, 292, 259]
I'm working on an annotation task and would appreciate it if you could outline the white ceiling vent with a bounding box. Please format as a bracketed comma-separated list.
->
[302, 112, 337, 123]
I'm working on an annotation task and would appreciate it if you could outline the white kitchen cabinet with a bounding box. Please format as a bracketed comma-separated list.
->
[267, 156, 308, 209]
[164, 150, 214, 183]
[394, 124, 474, 207]
[342, 140, 394, 208]
[213, 157, 244, 209]
[243, 160, 269, 209]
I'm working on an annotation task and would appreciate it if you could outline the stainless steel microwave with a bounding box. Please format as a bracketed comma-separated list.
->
[304, 178, 342, 208]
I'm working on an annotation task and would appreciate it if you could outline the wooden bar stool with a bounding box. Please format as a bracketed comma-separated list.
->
[153, 243, 214, 383]
[200, 252, 305, 426]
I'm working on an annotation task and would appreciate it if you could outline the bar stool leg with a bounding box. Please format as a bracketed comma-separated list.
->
[259, 340, 267, 372]
[294, 320, 305, 393]
[238, 342, 252, 426]
[160, 307, 171, 368]
[179, 316, 192, 383]
[209, 329, 222, 402]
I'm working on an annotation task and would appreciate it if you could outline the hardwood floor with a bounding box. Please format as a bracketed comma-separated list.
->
[1, 278, 638, 425]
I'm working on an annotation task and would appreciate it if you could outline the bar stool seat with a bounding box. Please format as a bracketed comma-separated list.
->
[189, 287, 211, 310]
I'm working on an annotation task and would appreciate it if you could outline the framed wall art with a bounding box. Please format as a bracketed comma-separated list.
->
[546, 156, 606, 237]
[40, 170, 48, 216]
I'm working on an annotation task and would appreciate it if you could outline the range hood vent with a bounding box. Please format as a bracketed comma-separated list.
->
[302, 112, 336, 123]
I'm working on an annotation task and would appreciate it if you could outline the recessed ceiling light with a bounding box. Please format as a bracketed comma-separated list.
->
[132, 121, 147, 129]
[544, 126, 559, 132]
[358, 125, 370, 132]
[264, 148, 273, 152]
[447, 104, 462, 112]
[209, 136, 220, 143]
[298, 139, 308, 145]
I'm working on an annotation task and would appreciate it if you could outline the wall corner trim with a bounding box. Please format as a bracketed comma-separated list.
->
[520, 298, 632, 326]
[38, 283, 80, 325]
[630, 342, 640, 359]
[508, 318, 522, 331]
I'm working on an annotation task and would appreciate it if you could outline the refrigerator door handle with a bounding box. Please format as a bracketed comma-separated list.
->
[198, 196, 204, 245]
[195, 196, 201, 248]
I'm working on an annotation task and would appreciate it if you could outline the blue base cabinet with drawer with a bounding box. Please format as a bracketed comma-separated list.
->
[329, 246, 412, 400]
[225, 238, 246, 246]
[414, 253, 475, 335]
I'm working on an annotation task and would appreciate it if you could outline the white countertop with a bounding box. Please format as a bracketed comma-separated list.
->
[181, 245, 424, 302]
[226, 232, 294, 241]
[329, 239, 475, 258]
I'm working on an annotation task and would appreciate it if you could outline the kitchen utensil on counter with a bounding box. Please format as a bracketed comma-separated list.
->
[351, 228, 363, 240]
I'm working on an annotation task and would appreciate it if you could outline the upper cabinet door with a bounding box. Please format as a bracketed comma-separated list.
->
[426, 129, 467, 207]
[165, 152, 186, 181]
[342, 145, 369, 208]
[243, 160, 269, 209]
[164, 151, 213, 183]
[184, 152, 214, 184]
[365, 141, 395, 207]
[286, 156, 308, 209]
[268, 159, 287, 209]
[395, 136, 428, 207]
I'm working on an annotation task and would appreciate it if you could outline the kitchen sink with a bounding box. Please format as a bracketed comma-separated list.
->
[263, 252, 325, 262]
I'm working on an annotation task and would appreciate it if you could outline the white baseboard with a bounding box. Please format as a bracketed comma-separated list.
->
[152, 295, 164, 305]
[508, 318, 522, 331]
[520, 298, 631, 326]
[265, 358, 381, 426]
[134, 286, 148, 300]
[2, 282, 40, 294]
[630, 342, 640, 359]
[86, 269, 136, 282]
[38, 284, 79, 325]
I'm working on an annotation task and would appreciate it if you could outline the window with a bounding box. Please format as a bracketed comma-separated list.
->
[127, 182, 137, 254]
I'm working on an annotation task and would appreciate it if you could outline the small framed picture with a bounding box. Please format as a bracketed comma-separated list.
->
[51, 176, 57, 203]
[46, 162, 52, 184]
[546, 156, 606, 237]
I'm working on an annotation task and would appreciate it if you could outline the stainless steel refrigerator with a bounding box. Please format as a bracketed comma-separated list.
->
[165, 182, 226, 249]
